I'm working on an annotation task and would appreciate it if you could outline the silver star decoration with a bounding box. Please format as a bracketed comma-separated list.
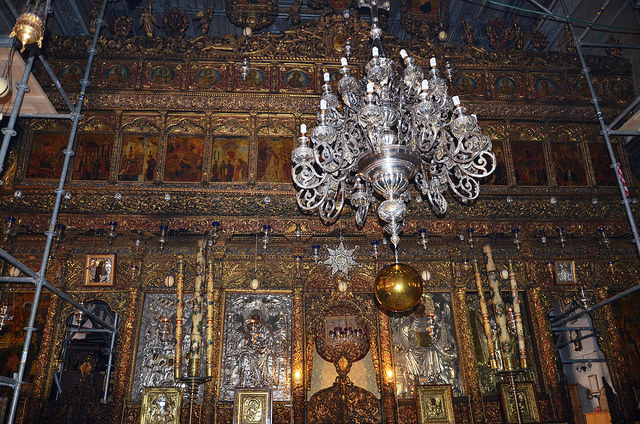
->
[322, 237, 359, 277]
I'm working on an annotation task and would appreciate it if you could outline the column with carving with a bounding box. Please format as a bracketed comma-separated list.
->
[378, 307, 396, 423]
[527, 286, 564, 419]
[25, 293, 61, 422]
[593, 286, 633, 418]
[452, 264, 484, 423]
[111, 288, 139, 424]
[202, 245, 225, 423]
[291, 244, 306, 423]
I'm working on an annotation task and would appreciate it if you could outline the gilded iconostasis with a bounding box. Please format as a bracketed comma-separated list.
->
[0, 4, 639, 424]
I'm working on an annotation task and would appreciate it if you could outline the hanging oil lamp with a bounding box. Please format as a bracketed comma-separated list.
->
[10, 1, 47, 52]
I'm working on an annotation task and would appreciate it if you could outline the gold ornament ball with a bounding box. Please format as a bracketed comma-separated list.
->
[374, 263, 423, 312]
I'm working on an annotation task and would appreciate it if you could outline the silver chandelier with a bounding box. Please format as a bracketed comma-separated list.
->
[291, 4, 496, 248]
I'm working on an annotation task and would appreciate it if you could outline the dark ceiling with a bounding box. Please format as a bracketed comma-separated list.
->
[0, 0, 639, 59]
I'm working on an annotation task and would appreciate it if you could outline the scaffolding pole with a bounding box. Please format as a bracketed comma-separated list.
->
[0, 0, 111, 422]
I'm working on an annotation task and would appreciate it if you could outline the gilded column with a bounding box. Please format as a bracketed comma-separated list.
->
[453, 266, 484, 423]
[188, 240, 205, 377]
[508, 260, 527, 369]
[174, 255, 184, 380]
[527, 286, 564, 419]
[111, 289, 139, 424]
[378, 308, 396, 424]
[202, 247, 225, 424]
[593, 286, 634, 418]
[292, 287, 305, 423]
[205, 254, 216, 377]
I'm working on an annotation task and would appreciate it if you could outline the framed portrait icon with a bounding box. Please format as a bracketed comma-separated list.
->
[84, 254, 115, 286]
[554, 260, 576, 285]
[233, 387, 272, 424]
[498, 381, 541, 423]
[140, 387, 181, 424]
[416, 384, 455, 424]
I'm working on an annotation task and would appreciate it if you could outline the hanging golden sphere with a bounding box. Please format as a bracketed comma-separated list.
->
[374, 263, 423, 312]
[10, 10, 45, 52]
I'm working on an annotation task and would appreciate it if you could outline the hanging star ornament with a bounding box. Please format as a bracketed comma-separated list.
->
[322, 236, 360, 277]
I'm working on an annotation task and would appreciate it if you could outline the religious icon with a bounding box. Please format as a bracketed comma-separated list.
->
[495, 76, 516, 95]
[196, 67, 220, 87]
[60, 64, 82, 85]
[150, 66, 174, 84]
[455, 75, 476, 94]
[164, 135, 204, 182]
[84, 254, 115, 286]
[416, 385, 454, 424]
[140, 387, 181, 424]
[105, 64, 130, 85]
[411, 0, 440, 14]
[480, 140, 507, 185]
[588, 143, 617, 186]
[119, 134, 159, 182]
[245, 68, 265, 88]
[611, 81, 629, 100]
[498, 381, 540, 423]
[26, 131, 67, 179]
[511, 141, 547, 186]
[0, 292, 50, 382]
[233, 388, 272, 424]
[257, 136, 293, 183]
[72, 133, 113, 181]
[285, 70, 308, 89]
[552, 142, 587, 186]
[211, 136, 250, 182]
[534, 78, 557, 97]
[554, 260, 576, 285]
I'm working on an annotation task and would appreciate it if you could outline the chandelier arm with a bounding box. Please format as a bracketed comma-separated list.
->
[291, 162, 327, 190]
[457, 151, 497, 179]
[318, 185, 345, 224]
[446, 173, 481, 201]
[296, 186, 329, 212]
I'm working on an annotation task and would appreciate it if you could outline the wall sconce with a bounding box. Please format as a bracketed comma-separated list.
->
[0, 303, 14, 330]
[159, 317, 171, 344]
[4, 216, 16, 242]
[261, 224, 271, 250]
[209, 221, 221, 246]
[312, 244, 321, 263]
[130, 259, 142, 280]
[294, 255, 302, 276]
[597, 227, 610, 250]
[107, 221, 117, 245]
[556, 227, 566, 249]
[159, 225, 169, 252]
[371, 240, 380, 259]
[466, 228, 474, 249]
[56, 223, 66, 244]
[512, 227, 521, 251]
[417, 229, 428, 251]
[239, 58, 250, 82]
[295, 223, 301, 240]
[74, 300, 86, 326]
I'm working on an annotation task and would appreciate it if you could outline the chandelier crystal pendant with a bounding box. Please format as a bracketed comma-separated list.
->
[291, 2, 496, 248]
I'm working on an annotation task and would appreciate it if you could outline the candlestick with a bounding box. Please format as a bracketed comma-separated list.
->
[508, 260, 527, 369]
[206, 254, 215, 377]
[483, 243, 515, 370]
[189, 240, 205, 377]
[473, 259, 498, 370]
[175, 255, 184, 380]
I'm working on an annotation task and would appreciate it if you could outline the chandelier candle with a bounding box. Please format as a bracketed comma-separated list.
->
[174, 255, 184, 380]
[508, 260, 527, 369]
[473, 259, 498, 370]
[291, 9, 496, 247]
[483, 244, 515, 371]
